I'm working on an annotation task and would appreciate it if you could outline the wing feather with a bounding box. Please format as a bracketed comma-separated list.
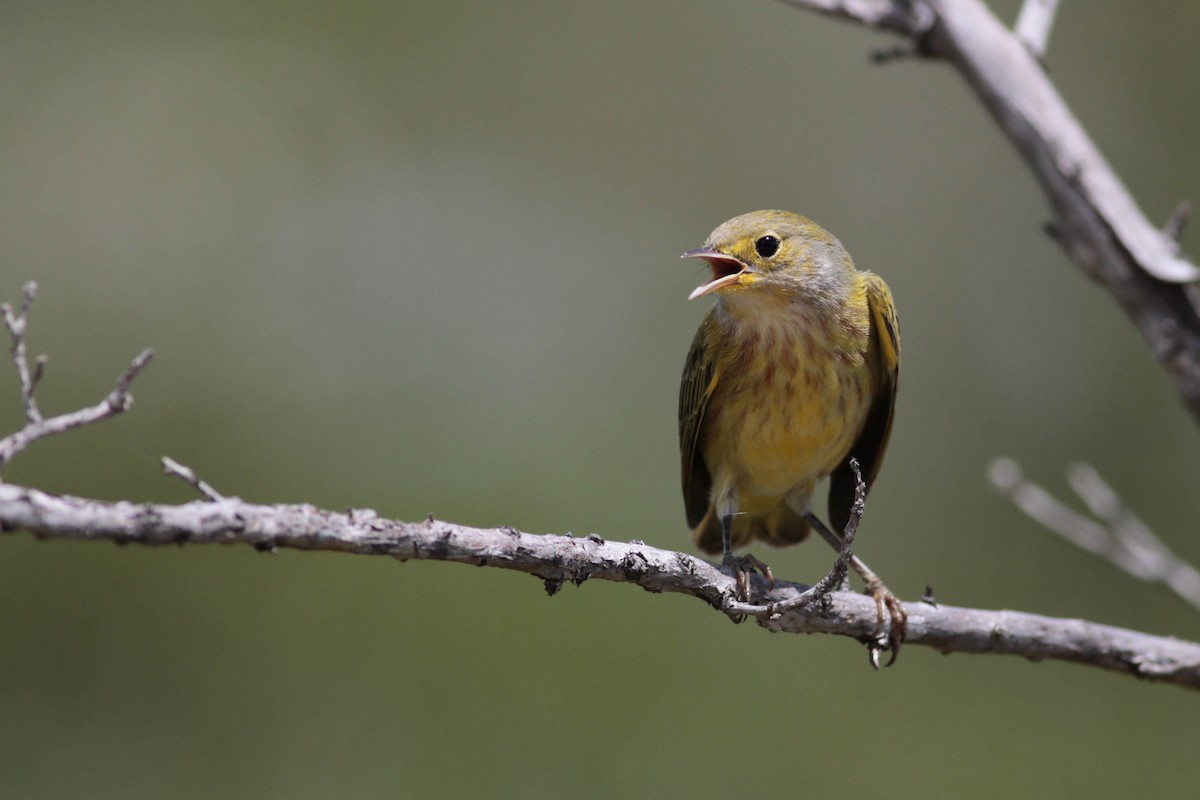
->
[679, 316, 718, 530]
[828, 273, 900, 533]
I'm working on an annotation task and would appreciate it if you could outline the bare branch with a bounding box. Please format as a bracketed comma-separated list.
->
[990, 458, 1200, 614]
[2, 481, 1198, 689]
[3, 285, 1199, 691]
[780, 0, 1200, 426]
[1014, 0, 1061, 59]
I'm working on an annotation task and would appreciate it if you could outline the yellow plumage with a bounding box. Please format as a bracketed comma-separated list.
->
[679, 210, 899, 557]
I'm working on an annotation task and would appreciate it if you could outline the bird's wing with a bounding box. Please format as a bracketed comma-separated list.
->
[828, 272, 900, 533]
[679, 316, 719, 530]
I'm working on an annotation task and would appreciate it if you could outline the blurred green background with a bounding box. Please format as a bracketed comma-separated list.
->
[2, 0, 1199, 797]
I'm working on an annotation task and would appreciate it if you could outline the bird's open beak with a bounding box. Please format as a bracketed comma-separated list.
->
[681, 246, 748, 301]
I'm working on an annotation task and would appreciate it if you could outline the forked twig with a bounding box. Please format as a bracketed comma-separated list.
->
[0, 284, 154, 471]
[725, 458, 866, 621]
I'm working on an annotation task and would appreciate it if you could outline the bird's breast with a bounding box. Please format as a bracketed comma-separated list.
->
[703, 297, 873, 500]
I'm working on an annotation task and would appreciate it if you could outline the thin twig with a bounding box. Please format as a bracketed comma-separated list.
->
[1014, 0, 1061, 60]
[1066, 463, 1200, 611]
[990, 458, 1200, 614]
[1, 281, 45, 424]
[161, 456, 226, 502]
[734, 458, 865, 620]
[1164, 200, 1192, 253]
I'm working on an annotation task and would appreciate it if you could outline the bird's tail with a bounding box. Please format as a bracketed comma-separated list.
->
[691, 502, 811, 555]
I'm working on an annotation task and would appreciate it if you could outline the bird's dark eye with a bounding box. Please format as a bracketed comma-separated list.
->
[754, 235, 780, 259]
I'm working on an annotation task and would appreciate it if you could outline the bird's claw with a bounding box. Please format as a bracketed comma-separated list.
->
[722, 552, 774, 599]
[863, 577, 907, 667]
[720, 552, 774, 623]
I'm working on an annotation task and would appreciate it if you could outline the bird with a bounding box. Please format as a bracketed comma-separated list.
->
[678, 210, 904, 658]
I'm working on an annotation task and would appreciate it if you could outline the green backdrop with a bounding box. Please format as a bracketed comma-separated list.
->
[2, 1, 1198, 797]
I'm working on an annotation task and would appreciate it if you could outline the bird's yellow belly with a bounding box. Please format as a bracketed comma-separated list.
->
[705, 346, 873, 507]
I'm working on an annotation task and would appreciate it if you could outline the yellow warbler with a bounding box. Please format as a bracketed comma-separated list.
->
[678, 210, 904, 652]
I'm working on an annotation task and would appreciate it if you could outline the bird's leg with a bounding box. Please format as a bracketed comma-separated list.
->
[849, 555, 906, 668]
[719, 514, 774, 613]
[805, 512, 907, 666]
[720, 514, 747, 623]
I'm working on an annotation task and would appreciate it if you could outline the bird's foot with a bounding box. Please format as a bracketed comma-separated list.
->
[720, 552, 774, 623]
[862, 575, 907, 668]
[723, 551, 774, 600]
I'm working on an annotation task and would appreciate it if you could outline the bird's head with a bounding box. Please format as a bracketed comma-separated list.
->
[682, 210, 855, 303]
